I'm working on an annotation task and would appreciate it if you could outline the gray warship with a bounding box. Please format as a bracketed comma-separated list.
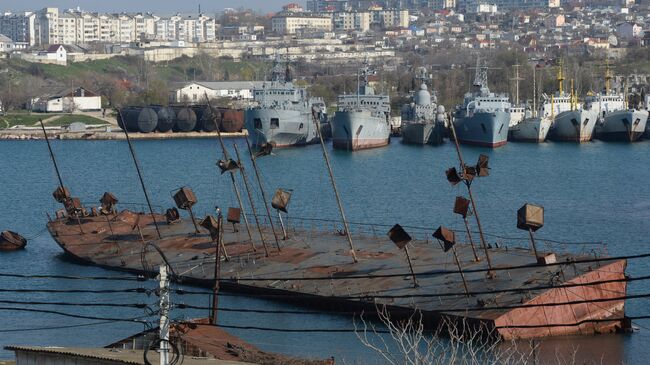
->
[331, 63, 391, 151]
[400, 69, 447, 145]
[594, 64, 648, 142]
[245, 58, 328, 147]
[453, 59, 511, 148]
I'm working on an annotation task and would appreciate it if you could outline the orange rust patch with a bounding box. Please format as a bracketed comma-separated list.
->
[354, 250, 395, 259]
[308, 265, 340, 275]
[265, 247, 317, 264]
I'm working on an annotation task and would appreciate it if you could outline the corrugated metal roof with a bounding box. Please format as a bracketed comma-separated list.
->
[4, 346, 253, 365]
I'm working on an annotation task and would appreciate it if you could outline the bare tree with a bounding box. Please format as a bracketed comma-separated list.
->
[354, 305, 539, 365]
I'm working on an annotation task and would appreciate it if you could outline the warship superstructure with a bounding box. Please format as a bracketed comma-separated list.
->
[245, 57, 328, 147]
[594, 63, 648, 142]
[548, 69, 598, 143]
[510, 62, 573, 142]
[453, 59, 512, 147]
[400, 69, 447, 145]
[331, 63, 391, 151]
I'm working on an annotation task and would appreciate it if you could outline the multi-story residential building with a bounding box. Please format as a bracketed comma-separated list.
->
[426, 0, 457, 9]
[35, 7, 59, 45]
[457, 0, 559, 13]
[116, 14, 135, 43]
[369, 9, 409, 29]
[333, 11, 371, 31]
[306, 0, 352, 12]
[98, 14, 116, 42]
[271, 13, 333, 34]
[5, 7, 216, 46]
[133, 13, 157, 40]
[0, 11, 36, 46]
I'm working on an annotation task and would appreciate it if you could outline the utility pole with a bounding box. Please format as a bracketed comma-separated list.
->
[158, 265, 170, 365]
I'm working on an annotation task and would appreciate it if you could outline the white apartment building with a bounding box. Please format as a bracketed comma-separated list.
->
[333, 11, 371, 32]
[369, 9, 409, 29]
[5, 7, 216, 46]
[271, 14, 333, 34]
[35, 7, 59, 45]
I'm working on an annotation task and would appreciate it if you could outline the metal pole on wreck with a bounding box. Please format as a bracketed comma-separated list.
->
[234, 143, 270, 257]
[244, 137, 282, 253]
[39, 119, 65, 189]
[117, 109, 162, 239]
[205, 93, 254, 246]
[448, 120, 493, 276]
[311, 108, 358, 263]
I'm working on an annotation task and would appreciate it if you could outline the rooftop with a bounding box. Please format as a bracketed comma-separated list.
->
[5, 346, 253, 365]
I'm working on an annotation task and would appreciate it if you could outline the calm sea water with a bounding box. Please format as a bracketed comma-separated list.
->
[1, 137, 649, 364]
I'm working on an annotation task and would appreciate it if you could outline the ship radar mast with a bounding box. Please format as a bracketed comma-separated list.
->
[356, 58, 376, 103]
[557, 58, 565, 96]
[472, 57, 490, 94]
[604, 59, 613, 95]
[270, 51, 290, 83]
[510, 63, 523, 105]
[416, 66, 429, 86]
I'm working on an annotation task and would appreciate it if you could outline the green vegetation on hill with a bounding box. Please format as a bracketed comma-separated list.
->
[47, 115, 108, 126]
[0, 55, 270, 112]
[0, 113, 55, 128]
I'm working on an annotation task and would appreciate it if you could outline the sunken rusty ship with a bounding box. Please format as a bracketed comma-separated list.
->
[42, 117, 629, 341]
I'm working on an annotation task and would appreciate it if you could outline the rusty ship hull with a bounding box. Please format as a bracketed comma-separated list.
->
[46, 209, 628, 340]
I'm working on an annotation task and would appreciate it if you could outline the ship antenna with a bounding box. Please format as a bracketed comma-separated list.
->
[605, 59, 613, 95]
[557, 58, 565, 95]
[311, 107, 358, 263]
[116, 109, 162, 239]
[510, 62, 523, 105]
[532, 64, 536, 117]
[244, 138, 282, 253]
[447, 123, 495, 278]
[205, 92, 256, 253]
[39, 119, 65, 189]
[472, 57, 489, 94]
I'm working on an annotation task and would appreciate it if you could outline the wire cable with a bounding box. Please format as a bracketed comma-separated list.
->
[0, 299, 149, 308]
[0, 307, 154, 323]
[0, 287, 149, 294]
[0, 272, 147, 281]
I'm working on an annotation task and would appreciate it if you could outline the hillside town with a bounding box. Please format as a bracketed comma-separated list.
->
[0, 1, 649, 66]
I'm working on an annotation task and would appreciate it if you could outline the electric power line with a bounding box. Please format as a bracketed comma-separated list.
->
[0, 307, 156, 323]
[0, 273, 147, 281]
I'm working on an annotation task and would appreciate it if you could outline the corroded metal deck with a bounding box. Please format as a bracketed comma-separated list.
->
[47, 210, 627, 339]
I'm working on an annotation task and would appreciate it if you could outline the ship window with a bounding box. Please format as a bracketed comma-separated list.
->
[270, 118, 279, 129]
[254, 118, 262, 129]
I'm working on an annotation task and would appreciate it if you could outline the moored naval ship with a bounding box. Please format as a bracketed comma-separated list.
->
[510, 63, 573, 142]
[245, 58, 328, 147]
[453, 59, 511, 148]
[548, 77, 598, 143]
[594, 64, 648, 142]
[400, 69, 447, 145]
[331, 63, 391, 151]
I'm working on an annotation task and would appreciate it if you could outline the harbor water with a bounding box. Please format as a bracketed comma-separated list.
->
[1, 137, 650, 363]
